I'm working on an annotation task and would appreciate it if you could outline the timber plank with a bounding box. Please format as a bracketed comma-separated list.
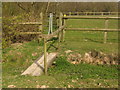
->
[21, 52, 57, 76]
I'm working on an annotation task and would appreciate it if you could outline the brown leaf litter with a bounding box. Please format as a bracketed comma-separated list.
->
[67, 50, 118, 65]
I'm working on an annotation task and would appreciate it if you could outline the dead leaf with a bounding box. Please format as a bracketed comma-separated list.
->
[36, 85, 49, 88]
[36, 85, 41, 88]
[8, 85, 16, 88]
[32, 52, 38, 56]
[68, 85, 71, 88]
[65, 50, 73, 54]
[72, 80, 76, 83]
[40, 85, 49, 88]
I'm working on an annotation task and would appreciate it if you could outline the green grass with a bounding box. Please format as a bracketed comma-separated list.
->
[2, 40, 44, 67]
[2, 56, 118, 88]
[2, 15, 119, 88]
[60, 31, 118, 55]
[66, 19, 118, 29]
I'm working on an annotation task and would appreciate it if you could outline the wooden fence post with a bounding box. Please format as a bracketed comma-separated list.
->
[62, 18, 66, 42]
[43, 38, 47, 75]
[37, 12, 43, 43]
[57, 32, 60, 51]
[77, 12, 79, 16]
[60, 13, 65, 42]
[69, 12, 71, 16]
[59, 12, 63, 42]
[102, 12, 103, 16]
[39, 12, 43, 32]
[104, 19, 108, 43]
[57, 12, 62, 50]
[57, 18, 59, 28]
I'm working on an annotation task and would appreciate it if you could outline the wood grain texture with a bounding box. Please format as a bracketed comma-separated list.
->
[21, 52, 58, 76]
[65, 28, 119, 32]
[63, 16, 119, 19]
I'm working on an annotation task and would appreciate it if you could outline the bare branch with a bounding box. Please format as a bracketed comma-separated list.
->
[16, 2, 29, 13]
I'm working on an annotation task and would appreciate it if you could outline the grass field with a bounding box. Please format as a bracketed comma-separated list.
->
[2, 15, 118, 88]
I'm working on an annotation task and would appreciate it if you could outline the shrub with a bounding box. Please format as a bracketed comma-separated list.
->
[2, 14, 39, 49]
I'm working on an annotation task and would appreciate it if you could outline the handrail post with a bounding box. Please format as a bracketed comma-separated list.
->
[43, 38, 47, 75]
[104, 19, 108, 43]
[57, 32, 60, 51]
[62, 18, 66, 42]
[57, 12, 63, 50]
[60, 13, 65, 42]
[69, 12, 71, 16]
[38, 12, 43, 43]
[59, 12, 63, 42]
[77, 12, 79, 16]
[39, 12, 43, 32]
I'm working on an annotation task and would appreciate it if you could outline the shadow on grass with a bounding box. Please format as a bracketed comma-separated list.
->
[85, 38, 118, 43]
[47, 37, 58, 51]
[85, 38, 103, 43]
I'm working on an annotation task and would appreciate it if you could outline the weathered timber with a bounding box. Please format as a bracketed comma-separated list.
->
[12, 22, 42, 25]
[63, 12, 119, 16]
[19, 32, 42, 35]
[45, 25, 64, 40]
[21, 53, 48, 76]
[43, 38, 47, 75]
[104, 19, 108, 43]
[62, 19, 66, 42]
[65, 28, 119, 32]
[39, 12, 43, 31]
[104, 32, 107, 43]
[63, 16, 120, 19]
[60, 13, 64, 42]
[57, 32, 60, 51]
[21, 52, 58, 76]
[59, 12, 63, 42]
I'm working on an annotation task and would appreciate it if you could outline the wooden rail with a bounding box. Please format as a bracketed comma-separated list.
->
[62, 13, 119, 44]
[63, 12, 120, 16]
[38, 25, 64, 41]
[63, 16, 120, 19]
[65, 28, 120, 32]
[19, 32, 42, 35]
[12, 22, 42, 25]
